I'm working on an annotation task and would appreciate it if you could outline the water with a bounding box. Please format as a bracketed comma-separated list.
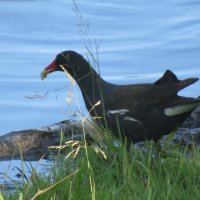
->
[0, 0, 200, 185]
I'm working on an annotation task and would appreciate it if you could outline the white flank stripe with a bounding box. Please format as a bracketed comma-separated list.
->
[107, 109, 129, 115]
[164, 102, 200, 116]
[124, 117, 142, 124]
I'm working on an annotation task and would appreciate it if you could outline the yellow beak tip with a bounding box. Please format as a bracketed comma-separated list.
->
[40, 69, 48, 80]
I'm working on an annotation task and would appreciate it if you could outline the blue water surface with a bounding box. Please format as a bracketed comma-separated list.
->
[1, 0, 200, 134]
[0, 0, 200, 184]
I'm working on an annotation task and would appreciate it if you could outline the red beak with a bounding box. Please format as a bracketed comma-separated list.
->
[41, 58, 56, 80]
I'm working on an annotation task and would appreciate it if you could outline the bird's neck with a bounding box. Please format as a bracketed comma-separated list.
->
[76, 65, 106, 112]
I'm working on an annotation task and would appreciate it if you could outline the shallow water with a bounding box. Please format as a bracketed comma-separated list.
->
[0, 0, 200, 184]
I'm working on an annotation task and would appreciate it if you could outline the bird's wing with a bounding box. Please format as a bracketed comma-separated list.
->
[154, 70, 179, 85]
[106, 109, 149, 141]
[106, 69, 199, 116]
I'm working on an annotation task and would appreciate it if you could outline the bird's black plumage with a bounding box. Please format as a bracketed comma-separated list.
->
[41, 50, 200, 142]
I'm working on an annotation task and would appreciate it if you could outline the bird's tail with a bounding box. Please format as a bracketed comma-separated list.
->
[176, 78, 199, 92]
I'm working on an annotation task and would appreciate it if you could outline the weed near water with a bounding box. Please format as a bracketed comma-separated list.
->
[2, 131, 200, 200]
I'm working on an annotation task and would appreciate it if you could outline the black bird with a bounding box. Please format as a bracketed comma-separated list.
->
[41, 50, 200, 142]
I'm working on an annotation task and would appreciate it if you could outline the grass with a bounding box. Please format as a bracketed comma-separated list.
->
[1, 129, 200, 200]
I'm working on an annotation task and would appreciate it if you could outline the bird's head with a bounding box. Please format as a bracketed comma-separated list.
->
[41, 50, 85, 80]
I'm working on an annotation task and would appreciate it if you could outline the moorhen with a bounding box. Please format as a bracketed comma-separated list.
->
[41, 50, 200, 142]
